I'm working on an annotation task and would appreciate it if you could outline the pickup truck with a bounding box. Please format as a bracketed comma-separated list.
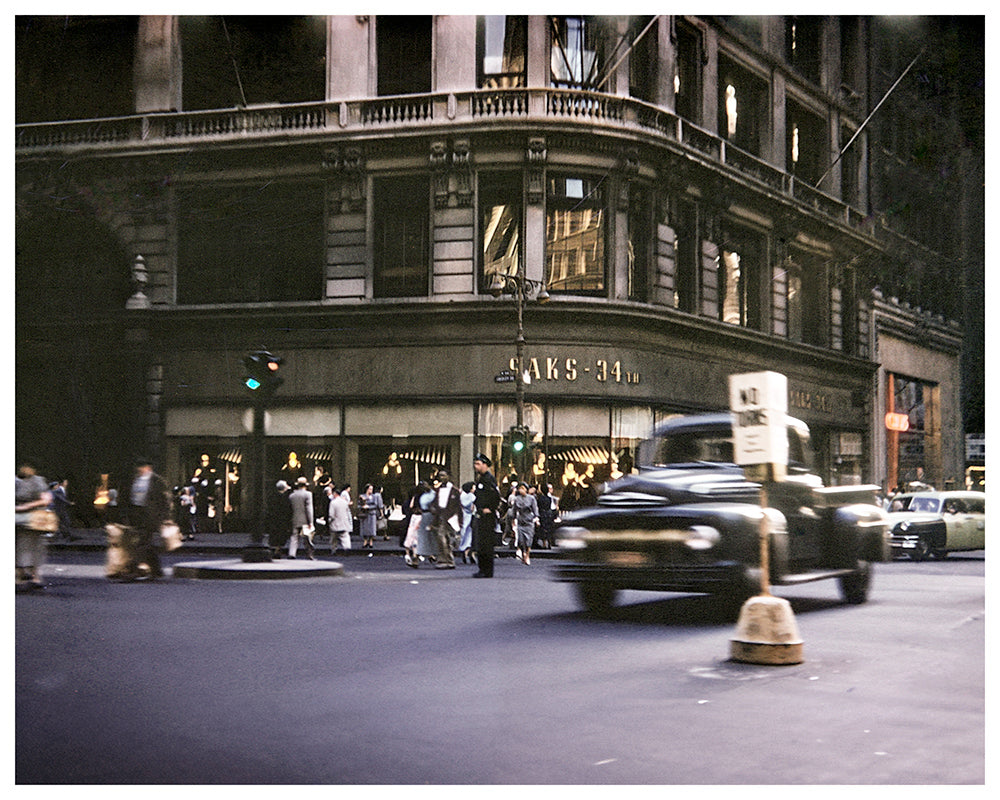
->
[552, 413, 889, 614]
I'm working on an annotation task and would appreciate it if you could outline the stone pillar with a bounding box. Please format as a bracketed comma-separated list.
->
[328, 15, 372, 100]
[134, 16, 181, 113]
[435, 15, 476, 92]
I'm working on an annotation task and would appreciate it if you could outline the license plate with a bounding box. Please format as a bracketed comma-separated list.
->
[604, 551, 649, 566]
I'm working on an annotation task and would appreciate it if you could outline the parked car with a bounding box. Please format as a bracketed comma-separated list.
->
[885, 490, 985, 560]
[552, 413, 888, 614]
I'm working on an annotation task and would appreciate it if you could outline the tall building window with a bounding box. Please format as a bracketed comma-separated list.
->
[628, 16, 658, 103]
[550, 16, 604, 89]
[480, 173, 522, 288]
[377, 15, 432, 96]
[785, 16, 822, 84]
[374, 175, 429, 298]
[478, 16, 526, 88]
[719, 226, 765, 330]
[786, 99, 827, 185]
[674, 20, 703, 124]
[16, 16, 137, 123]
[546, 175, 606, 294]
[785, 250, 829, 347]
[627, 187, 652, 301]
[718, 55, 768, 157]
[839, 123, 860, 206]
[180, 16, 326, 110]
[176, 181, 324, 304]
[672, 199, 699, 313]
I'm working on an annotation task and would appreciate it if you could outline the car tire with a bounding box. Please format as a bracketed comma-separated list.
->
[574, 583, 618, 614]
[929, 548, 948, 560]
[910, 537, 931, 561]
[838, 561, 872, 604]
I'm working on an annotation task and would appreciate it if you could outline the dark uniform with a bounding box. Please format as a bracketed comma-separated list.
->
[472, 455, 501, 578]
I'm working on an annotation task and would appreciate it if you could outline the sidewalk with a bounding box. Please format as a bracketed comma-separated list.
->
[46, 527, 562, 560]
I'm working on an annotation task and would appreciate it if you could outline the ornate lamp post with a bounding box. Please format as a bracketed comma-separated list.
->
[489, 272, 549, 474]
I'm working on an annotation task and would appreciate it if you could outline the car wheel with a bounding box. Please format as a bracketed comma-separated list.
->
[929, 548, 949, 560]
[838, 561, 872, 604]
[574, 583, 618, 614]
[909, 537, 931, 561]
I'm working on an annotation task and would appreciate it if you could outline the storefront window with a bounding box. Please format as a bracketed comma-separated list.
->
[887, 373, 939, 492]
[546, 175, 606, 294]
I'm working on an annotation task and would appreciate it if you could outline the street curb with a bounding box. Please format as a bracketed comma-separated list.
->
[172, 559, 346, 580]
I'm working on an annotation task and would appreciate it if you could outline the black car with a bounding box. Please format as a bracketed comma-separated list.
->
[552, 413, 888, 614]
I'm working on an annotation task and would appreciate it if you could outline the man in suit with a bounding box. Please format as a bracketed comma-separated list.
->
[287, 476, 315, 559]
[123, 457, 173, 580]
[472, 454, 501, 578]
[430, 469, 462, 569]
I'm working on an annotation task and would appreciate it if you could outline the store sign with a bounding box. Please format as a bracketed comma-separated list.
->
[885, 412, 910, 432]
[728, 371, 788, 467]
[507, 356, 641, 385]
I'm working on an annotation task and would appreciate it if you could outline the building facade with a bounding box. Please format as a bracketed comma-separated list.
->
[16, 15, 973, 522]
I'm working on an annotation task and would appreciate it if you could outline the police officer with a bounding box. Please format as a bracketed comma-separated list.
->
[471, 453, 501, 578]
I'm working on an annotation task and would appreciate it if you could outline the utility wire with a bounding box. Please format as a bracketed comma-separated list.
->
[815, 45, 925, 189]
[221, 16, 248, 107]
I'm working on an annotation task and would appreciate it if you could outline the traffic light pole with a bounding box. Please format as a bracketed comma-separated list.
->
[242, 390, 272, 562]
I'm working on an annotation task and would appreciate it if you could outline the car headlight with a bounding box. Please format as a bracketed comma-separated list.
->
[898, 520, 910, 531]
[555, 527, 588, 550]
[684, 525, 720, 550]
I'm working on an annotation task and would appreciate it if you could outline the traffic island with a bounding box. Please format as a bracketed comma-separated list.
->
[172, 559, 346, 580]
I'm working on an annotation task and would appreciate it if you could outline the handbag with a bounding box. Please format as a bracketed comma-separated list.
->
[160, 522, 183, 551]
[376, 508, 388, 531]
[28, 508, 59, 532]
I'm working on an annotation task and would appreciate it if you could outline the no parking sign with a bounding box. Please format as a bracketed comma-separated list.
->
[728, 371, 788, 474]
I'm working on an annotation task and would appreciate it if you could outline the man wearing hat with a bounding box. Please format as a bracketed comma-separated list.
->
[122, 457, 173, 580]
[431, 469, 462, 569]
[471, 453, 501, 578]
[287, 476, 315, 559]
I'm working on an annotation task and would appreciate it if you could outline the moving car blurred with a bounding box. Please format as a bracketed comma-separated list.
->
[552, 413, 888, 614]
[885, 490, 985, 560]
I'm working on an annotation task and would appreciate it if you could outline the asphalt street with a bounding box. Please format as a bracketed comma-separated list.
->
[15, 549, 985, 785]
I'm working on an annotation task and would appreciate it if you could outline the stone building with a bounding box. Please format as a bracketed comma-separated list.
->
[15, 15, 974, 521]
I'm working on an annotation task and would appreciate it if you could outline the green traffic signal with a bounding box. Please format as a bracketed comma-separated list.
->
[243, 350, 284, 395]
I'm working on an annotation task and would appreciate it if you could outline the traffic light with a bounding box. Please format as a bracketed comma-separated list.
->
[243, 350, 284, 396]
[510, 425, 529, 454]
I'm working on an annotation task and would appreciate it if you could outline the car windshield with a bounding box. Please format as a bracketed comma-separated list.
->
[895, 496, 941, 514]
[639, 423, 812, 471]
[642, 431, 734, 467]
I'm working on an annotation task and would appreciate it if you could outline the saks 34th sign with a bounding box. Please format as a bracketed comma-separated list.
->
[502, 356, 642, 385]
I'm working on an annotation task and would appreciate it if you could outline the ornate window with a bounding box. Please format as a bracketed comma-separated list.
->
[550, 16, 605, 90]
[546, 175, 606, 295]
[478, 16, 526, 88]
[480, 173, 523, 289]
[373, 175, 429, 298]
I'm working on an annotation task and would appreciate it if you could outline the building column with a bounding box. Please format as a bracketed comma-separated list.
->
[134, 16, 180, 113]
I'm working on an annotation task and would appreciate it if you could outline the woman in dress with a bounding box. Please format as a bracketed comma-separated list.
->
[15, 462, 53, 590]
[357, 483, 383, 549]
[510, 482, 539, 565]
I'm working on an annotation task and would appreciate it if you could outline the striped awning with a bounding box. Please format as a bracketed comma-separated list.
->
[549, 446, 613, 465]
[395, 447, 449, 467]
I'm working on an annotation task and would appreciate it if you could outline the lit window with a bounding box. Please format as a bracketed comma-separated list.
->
[546, 175, 605, 294]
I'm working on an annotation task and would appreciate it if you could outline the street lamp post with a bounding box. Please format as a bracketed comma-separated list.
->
[489, 273, 549, 474]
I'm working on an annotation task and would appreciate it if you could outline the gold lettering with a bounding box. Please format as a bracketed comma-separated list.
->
[527, 357, 541, 381]
[546, 357, 560, 381]
[565, 358, 578, 381]
[611, 360, 622, 383]
[596, 359, 607, 382]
